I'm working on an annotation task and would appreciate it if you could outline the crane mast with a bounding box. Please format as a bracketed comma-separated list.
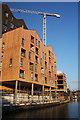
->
[10, 8, 60, 46]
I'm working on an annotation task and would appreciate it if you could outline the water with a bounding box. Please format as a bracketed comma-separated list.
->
[2, 101, 80, 119]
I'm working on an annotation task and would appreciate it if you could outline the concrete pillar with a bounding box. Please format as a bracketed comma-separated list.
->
[31, 83, 34, 101]
[55, 88, 57, 102]
[42, 85, 44, 103]
[50, 87, 51, 103]
[15, 80, 18, 104]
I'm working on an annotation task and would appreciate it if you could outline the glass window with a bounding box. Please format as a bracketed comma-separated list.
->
[45, 53, 46, 59]
[10, 22, 14, 29]
[31, 72, 33, 80]
[21, 48, 25, 57]
[22, 38, 24, 46]
[3, 25, 7, 31]
[45, 77, 47, 84]
[29, 52, 31, 59]
[42, 52, 44, 58]
[19, 69, 24, 78]
[9, 58, 12, 67]
[42, 76, 44, 83]
[45, 69, 46, 75]
[5, 12, 8, 18]
[40, 58, 42, 65]
[0, 61, 2, 68]
[36, 39, 37, 45]
[38, 41, 40, 47]
[2, 43, 5, 50]
[11, 16, 13, 21]
[5, 18, 8, 25]
[35, 74, 38, 81]
[1, 52, 3, 58]
[35, 64, 37, 71]
[20, 58, 23, 67]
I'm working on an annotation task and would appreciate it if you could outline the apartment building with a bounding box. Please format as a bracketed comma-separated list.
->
[0, 27, 57, 103]
[2, 4, 28, 34]
[57, 71, 67, 99]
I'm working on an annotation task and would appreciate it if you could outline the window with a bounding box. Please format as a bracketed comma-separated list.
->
[45, 61, 47, 68]
[2, 43, 5, 50]
[35, 47, 38, 55]
[49, 57, 51, 63]
[42, 76, 44, 83]
[1, 52, 3, 58]
[45, 53, 46, 59]
[36, 39, 37, 45]
[35, 56, 38, 63]
[40, 58, 42, 65]
[15, 26, 18, 29]
[11, 16, 13, 21]
[0, 61, 2, 68]
[51, 72, 53, 78]
[29, 62, 34, 71]
[49, 50, 51, 56]
[9, 58, 12, 67]
[31, 35, 34, 43]
[19, 69, 24, 78]
[29, 52, 31, 59]
[10, 22, 14, 29]
[42, 52, 44, 58]
[31, 72, 33, 80]
[45, 77, 47, 84]
[45, 69, 46, 75]
[30, 44, 34, 52]
[20, 58, 23, 67]
[41, 67, 44, 74]
[35, 74, 38, 81]
[51, 66, 53, 71]
[48, 63, 50, 69]
[22, 38, 24, 46]
[49, 71, 51, 77]
[5, 12, 8, 18]
[50, 79, 52, 85]
[5, 18, 8, 25]
[35, 64, 37, 71]
[38, 41, 40, 47]
[21, 48, 25, 57]
[3, 25, 7, 31]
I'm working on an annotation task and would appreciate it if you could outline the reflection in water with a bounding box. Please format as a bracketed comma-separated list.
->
[3, 102, 79, 119]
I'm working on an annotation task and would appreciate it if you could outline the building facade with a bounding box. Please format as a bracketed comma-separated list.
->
[2, 4, 28, 34]
[57, 71, 67, 99]
[0, 27, 57, 103]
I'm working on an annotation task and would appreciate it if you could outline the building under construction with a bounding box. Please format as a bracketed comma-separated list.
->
[0, 4, 68, 105]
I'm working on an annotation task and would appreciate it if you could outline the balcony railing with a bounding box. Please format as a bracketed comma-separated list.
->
[19, 74, 24, 78]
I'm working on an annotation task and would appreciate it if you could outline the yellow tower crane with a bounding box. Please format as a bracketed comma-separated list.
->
[10, 8, 60, 46]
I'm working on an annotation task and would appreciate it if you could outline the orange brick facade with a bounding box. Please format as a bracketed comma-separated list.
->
[1, 27, 57, 89]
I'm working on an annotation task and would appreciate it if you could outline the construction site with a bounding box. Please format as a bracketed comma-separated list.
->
[0, 4, 69, 110]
